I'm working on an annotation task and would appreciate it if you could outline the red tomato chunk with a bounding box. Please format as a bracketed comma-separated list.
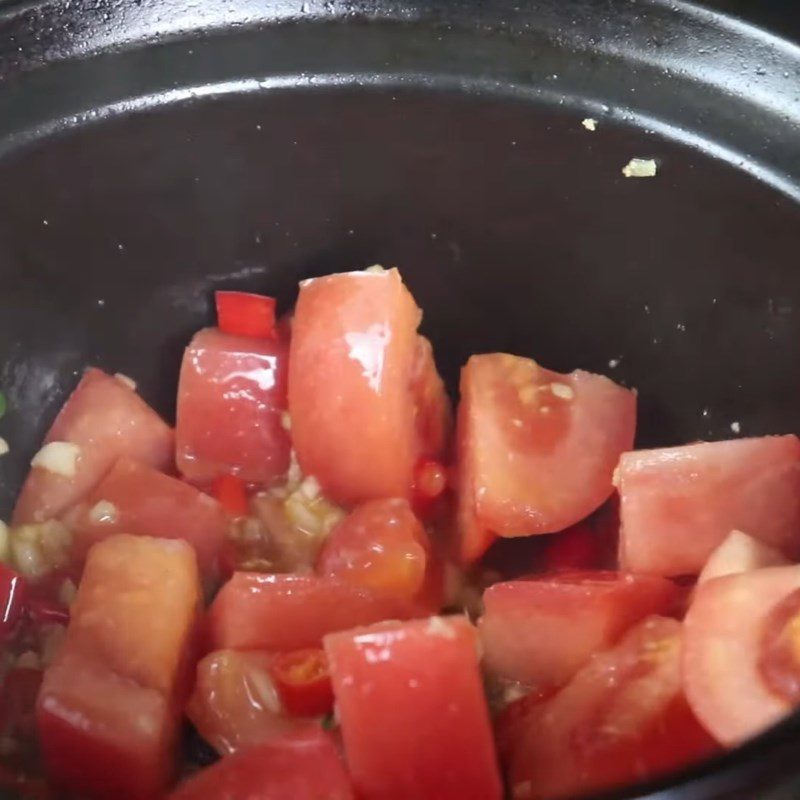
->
[70, 457, 227, 577]
[479, 571, 680, 689]
[169, 729, 354, 800]
[215, 291, 277, 339]
[508, 616, 718, 800]
[13, 368, 173, 525]
[207, 572, 417, 652]
[324, 616, 502, 800]
[317, 498, 429, 600]
[176, 327, 290, 485]
[288, 268, 450, 506]
[455, 354, 635, 562]
[37, 535, 201, 799]
[618, 435, 800, 576]
[683, 565, 800, 746]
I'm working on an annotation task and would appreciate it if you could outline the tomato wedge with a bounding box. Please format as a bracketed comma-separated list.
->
[187, 649, 313, 755]
[455, 354, 635, 558]
[508, 616, 718, 800]
[207, 573, 416, 652]
[176, 327, 290, 485]
[683, 565, 800, 746]
[168, 728, 354, 800]
[698, 529, 788, 585]
[70, 457, 227, 577]
[317, 499, 429, 600]
[13, 368, 173, 525]
[618, 435, 800, 576]
[479, 571, 680, 689]
[37, 535, 201, 799]
[288, 268, 450, 506]
[325, 616, 502, 800]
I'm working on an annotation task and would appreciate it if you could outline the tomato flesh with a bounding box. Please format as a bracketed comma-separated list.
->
[215, 291, 277, 339]
[13, 368, 173, 525]
[176, 327, 290, 485]
[317, 498, 429, 600]
[168, 728, 355, 800]
[208, 572, 417, 652]
[324, 616, 502, 800]
[71, 457, 227, 577]
[479, 571, 680, 688]
[698, 529, 789, 585]
[212, 474, 249, 518]
[37, 535, 201, 798]
[187, 649, 313, 755]
[508, 616, 718, 800]
[288, 268, 449, 506]
[618, 435, 800, 576]
[683, 565, 800, 746]
[759, 588, 800, 704]
[455, 354, 635, 558]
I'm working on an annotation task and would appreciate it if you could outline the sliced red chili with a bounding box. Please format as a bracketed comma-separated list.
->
[269, 648, 334, 718]
[0, 565, 26, 642]
[212, 474, 249, 518]
[215, 291, 277, 339]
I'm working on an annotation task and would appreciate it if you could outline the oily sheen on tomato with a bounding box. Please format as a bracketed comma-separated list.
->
[454, 354, 635, 563]
[176, 327, 290, 485]
[13, 368, 173, 525]
[325, 616, 502, 800]
[37, 535, 201, 799]
[288, 268, 450, 506]
[508, 616, 718, 800]
[618, 435, 800, 576]
[479, 571, 680, 688]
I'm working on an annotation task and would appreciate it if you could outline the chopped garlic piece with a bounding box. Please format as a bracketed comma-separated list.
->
[88, 499, 118, 524]
[280, 411, 292, 431]
[298, 475, 321, 501]
[581, 117, 597, 131]
[11, 520, 73, 580]
[0, 438, 8, 457]
[364, 264, 386, 274]
[31, 441, 80, 477]
[114, 372, 137, 390]
[0, 521, 8, 564]
[622, 157, 657, 178]
[550, 382, 575, 400]
[59, 578, 78, 607]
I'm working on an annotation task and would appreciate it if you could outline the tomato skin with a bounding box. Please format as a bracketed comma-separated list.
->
[324, 616, 502, 800]
[288, 268, 449, 506]
[208, 572, 417, 652]
[215, 291, 277, 339]
[479, 571, 680, 689]
[168, 729, 355, 800]
[212, 474, 249, 518]
[187, 649, 314, 756]
[317, 499, 429, 600]
[269, 649, 335, 718]
[37, 535, 202, 799]
[509, 616, 718, 800]
[13, 368, 173, 525]
[176, 327, 290, 485]
[683, 565, 800, 746]
[618, 435, 800, 577]
[457, 354, 635, 546]
[71, 457, 227, 577]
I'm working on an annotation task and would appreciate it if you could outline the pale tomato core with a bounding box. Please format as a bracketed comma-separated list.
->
[759, 588, 800, 703]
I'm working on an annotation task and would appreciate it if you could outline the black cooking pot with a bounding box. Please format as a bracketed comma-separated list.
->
[1, 0, 800, 797]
